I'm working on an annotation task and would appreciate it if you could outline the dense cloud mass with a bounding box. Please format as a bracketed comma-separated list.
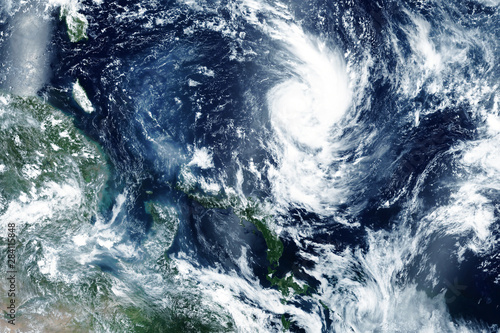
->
[0, 0, 499, 331]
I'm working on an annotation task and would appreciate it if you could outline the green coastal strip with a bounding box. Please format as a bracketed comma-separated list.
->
[267, 268, 309, 297]
[176, 169, 283, 266]
[176, 166, 309, 302]
[234, 200, 284, 266]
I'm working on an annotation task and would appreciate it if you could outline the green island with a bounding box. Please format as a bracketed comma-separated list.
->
[143, 201, 181, 267]
[60, 6, 89, 42]
[281, 314, 292, 331]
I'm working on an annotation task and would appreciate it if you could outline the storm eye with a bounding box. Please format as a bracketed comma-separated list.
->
[1, 0, 498, 331]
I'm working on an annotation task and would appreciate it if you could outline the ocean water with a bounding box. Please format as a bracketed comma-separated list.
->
[0, 0, 499, 331]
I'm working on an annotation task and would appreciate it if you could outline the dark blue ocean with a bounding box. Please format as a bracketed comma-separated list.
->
[1, 0, 499, 331]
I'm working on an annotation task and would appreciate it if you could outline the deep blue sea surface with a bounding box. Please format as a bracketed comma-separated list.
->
[1, 0, 499, 331]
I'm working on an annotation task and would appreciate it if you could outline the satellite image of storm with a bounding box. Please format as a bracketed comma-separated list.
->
[0, 0, 499, 331]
